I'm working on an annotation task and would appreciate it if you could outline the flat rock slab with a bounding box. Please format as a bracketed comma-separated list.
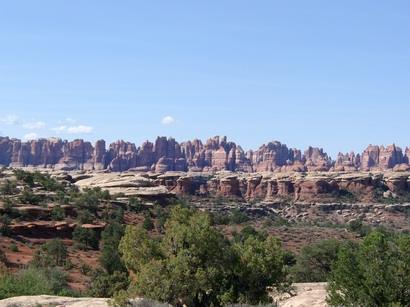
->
[280, 283, 328, 307]
[0, 295, 110, 307]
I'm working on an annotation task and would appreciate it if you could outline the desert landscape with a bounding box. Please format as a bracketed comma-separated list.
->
[2, 1, 410, 306]
[1, 136, 410, 306]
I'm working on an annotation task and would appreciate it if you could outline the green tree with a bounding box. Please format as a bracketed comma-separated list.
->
[0, 267, 71, 299]
[233, 236, 288, 304]
[73, 227, 99, 250]
[119, 206, 289, 306]
[0, 180, 18, 195]
[143, 216, 155, 231]
[100, 222, 126, 274]
[328, 231, 410, 306]
[87, 269, 129, 298]
[51, 205, 66, 221]
[291, 239, 342, 282]
[31, 239, 68, 267]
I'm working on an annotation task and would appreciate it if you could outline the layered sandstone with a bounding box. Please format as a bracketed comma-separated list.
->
[1, 136, 410, 173]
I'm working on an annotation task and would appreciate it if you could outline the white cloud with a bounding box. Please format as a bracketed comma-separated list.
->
[67, 125, 93, 134]
[0, 115, 20, 125]
[51, 124, 94, 134]
[23, 132, 38, 140]
[58, 117, 77, 125]
[22, 121, 46, 130]
[161, 116, 175, 125]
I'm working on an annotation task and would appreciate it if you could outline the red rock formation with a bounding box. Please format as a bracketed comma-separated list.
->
[361, 145, 380, 170]
[0, 135, 410, 173]
[378, 145, 403, 169]
[108, 140, 138, 171]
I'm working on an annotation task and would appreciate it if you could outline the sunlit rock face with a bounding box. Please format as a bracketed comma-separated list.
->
[0, 135, 409, 173]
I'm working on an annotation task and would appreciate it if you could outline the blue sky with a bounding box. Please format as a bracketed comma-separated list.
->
[1, 1, 410, 158]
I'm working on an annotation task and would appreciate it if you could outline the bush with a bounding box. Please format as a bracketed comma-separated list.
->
[31, 239, 68, 267]
[100, 222, 126, 274]
[0, 267, 70, 299]
[0, 249, 6, 264]
[119, 206, 289, 306]
[347, 219, 371, 237]
[0, 214, 11, 236]
[14, 169, 64, 192]
[291, 239, 342, 282]
[142, 216, 154, 231]
[0, 180, 18, 195]
[233, 225, 267, 244]
[51, 205, 66, 221]
[230, 209, 250, 224]
[73, 227, 99, 250]
[128, 196, 144, 213]
[87, 269, 129, 298]
[19, 189, 42, 205]
[9, 244, 18, 252]
[328, 231, 410, 306]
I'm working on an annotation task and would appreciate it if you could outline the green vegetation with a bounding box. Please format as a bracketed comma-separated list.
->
[0, 267, 74, 299]
[13, 169, 64, 192]
[32, 239, 68, 267]
[9, 243, 18, 252]
[210, 210, 250, 226]
[142, 215, 155, 231]
[291, 240, 342, 282]
[347, 219, 371, 237]
[0, 214, 11, 235]
[2, 169, 410, 306]
[51, 205, 66, 221]
[328, 231, 410, 306]
[73, 227, 99, 250]
[119, 206, 289, 306]
[0, 179, 18, 196]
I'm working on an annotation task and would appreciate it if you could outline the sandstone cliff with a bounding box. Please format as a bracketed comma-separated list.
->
[0, 136, 409, 173]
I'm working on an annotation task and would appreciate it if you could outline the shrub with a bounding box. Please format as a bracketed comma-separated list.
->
[119, 205, 289, 306]
[128, 197, 144, 213]
[87, 269, 129, 298]
[73, 227, 99, 250]
[0, 249, 6, 264]
[347, 219, 371, 237]
[9, 244, 18, 252]
[0, 214, 11, 236]
[14, 170, 64, 192]
[19, 189, 42, 205]
[0, 267, 70, 299]
[32, 239, 68, 267]
[100, 222, 126, 274]
[142, 216, 154, 231]
[291, 239, 342, 282]
[233, 225, 267, 244]
[230, 209, 250, 224]
[51, 205, 66, 221]
[0, 180, 18, 195]
[328, 231, 410, 306]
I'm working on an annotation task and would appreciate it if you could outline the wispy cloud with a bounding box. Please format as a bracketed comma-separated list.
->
[161, 115, 176, 125]
[0, 115, 20, 125]
[22, 121, 46, 130]
[1, 115, 46, 130]
[51, 124, 94, 134]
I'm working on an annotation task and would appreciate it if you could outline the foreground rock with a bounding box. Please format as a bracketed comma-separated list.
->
[0, 296, 110, 307]
[0, 284, 327, 307]
[280, 283, 328, 307]
[0, 296, 170, 307]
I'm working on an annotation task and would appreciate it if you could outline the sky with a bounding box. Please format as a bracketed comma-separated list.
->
[1, 1, 410, 158]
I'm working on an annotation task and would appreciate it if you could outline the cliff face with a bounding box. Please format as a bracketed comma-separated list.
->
[0, 136, 409, 173]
